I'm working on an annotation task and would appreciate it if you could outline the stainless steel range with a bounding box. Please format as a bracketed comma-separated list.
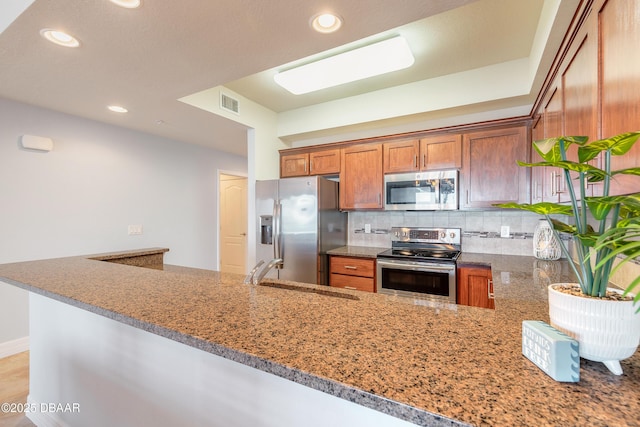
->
[376, 227, 461, 302]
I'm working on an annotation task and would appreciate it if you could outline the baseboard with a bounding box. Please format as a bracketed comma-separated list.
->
[0, 336, 29, 359]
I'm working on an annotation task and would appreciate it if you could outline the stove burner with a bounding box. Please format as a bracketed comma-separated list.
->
[381, 248, 460, 261]
[379, 227, 462, 262]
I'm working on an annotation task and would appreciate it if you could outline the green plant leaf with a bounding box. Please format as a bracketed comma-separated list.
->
[584, 197, 613, 221]
[597, 241, 640, 264]
[574, 233, 599, 247]
[584, 194, 640, 220]
[516, 161, 607, 184]
[622, 275, 640, 313]
[618, 217, 640, 227]
[533, 136, 588, 162]
[494, 202, 574, 216]
[578, 131, 640, 163]
[612, 167, 640, 177]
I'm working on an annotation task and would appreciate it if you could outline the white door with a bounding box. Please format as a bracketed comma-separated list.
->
[219, 174, 247, 274]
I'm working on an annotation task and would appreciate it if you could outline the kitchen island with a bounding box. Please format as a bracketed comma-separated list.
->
[0, 248, 638, 426]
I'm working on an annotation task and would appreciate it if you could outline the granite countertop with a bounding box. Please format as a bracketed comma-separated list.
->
[327, 245, 389, 258]
[1, 248, 638, 427]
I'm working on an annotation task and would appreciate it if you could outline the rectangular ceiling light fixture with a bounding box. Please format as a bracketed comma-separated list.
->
[274, 36, 415, 95]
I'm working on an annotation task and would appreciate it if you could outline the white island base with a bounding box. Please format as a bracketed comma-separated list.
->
[26, 293, 416, 427]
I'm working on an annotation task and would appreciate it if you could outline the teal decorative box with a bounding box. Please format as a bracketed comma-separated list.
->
[522, 320, 579, 382]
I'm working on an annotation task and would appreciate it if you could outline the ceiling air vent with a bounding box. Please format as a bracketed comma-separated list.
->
[220, 93, 239, 114]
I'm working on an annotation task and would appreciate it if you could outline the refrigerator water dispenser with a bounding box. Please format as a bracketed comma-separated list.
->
[260, 215, 273, 245]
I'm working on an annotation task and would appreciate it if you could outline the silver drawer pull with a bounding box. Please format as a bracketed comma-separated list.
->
[344, 286, 357, 290]
[488, 279, 495, 299]
[344, 266, 358, 270]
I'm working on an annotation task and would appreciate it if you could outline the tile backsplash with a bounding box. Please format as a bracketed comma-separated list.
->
[348, 210, 562, 257]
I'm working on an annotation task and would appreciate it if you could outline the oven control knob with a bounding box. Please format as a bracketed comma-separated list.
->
[450, 232, 456, 238]
[439, 231, 446, 239]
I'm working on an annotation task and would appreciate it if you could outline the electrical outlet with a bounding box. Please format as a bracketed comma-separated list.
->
[128, 225, 143, 235]
[364, 223, 371, 233]
[501, 271, 511, 284]
[500, 225, 510, 238]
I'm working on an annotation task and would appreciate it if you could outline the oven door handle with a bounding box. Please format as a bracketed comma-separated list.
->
[377, 259, 455, 271]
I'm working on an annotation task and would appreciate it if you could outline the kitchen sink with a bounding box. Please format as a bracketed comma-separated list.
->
[258, 281, 360, 300]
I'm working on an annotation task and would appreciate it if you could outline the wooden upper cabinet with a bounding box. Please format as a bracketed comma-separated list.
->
[340, 143, 383, 210]
[280, 153, 309, 178]
[461, 126, 529, 209]
[531, 115, 545, 204]
[599, 0, 640, 195]
[562, 15, 599, 198]
[420, 134, 462, 170]
[280, 148, 340, 177]
[542, 84, 565, 203]
[309, 149, 340, 175]
[382, 135, 462, 173]
[383, 139, 419, 173]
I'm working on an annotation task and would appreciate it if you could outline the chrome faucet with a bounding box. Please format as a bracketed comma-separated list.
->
[243, 260, 265, 284]
[252, 258, 283, 285]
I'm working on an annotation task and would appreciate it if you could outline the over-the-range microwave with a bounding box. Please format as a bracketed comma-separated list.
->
[384, 170, 458, 211]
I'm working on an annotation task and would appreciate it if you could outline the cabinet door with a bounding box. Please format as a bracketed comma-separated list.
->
[419, 134, 462, 170]
[330, 256, 375, 277]
[329, 256, 376, 292]
[330, 274, 375, 292]
[543, 85, 564, 202]
[461, 126, 529, 209]
[280, 153, 309, 178]
[383, 139, 419, 173]
[600, 0, 640, 195]
[457, 264, 494, 309]
[562, 17, 599, 198]
[309, 149, 340, 175]
[340, 144, 383, 210]
[531, 116, 545, 204]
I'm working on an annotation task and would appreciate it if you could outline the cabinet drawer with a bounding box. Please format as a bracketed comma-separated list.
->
[330, 256, 375, 277]
[330, 274, 375, 292]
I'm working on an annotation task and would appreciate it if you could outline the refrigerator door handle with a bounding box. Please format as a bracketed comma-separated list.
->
[274, 201, 282, 265]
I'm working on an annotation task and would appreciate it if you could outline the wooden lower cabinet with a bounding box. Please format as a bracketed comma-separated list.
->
[457, 264, 495, 309]
[329, 256, 376, 293]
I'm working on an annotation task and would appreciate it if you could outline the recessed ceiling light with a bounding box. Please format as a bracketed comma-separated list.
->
[274, 36, 414, 95]
[311, 13, 342, 33]
[107, 105, 128, 113]
[40, 29, 80, 48]
[109, 0, 141, 8]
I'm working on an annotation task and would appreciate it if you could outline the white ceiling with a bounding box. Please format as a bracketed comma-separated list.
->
[0, 0, 579, 157]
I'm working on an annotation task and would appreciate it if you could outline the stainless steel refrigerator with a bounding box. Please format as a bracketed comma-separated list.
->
[255, 176, 347, 285]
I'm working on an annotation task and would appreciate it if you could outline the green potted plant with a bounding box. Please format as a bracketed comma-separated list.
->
[495, 131, 640, 375]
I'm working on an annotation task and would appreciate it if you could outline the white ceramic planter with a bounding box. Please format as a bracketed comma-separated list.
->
[548, 284, 640, 375]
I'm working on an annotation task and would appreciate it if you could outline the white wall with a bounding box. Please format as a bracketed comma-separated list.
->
[0, 98, 247, 347]
[180, 86, 287, 270]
